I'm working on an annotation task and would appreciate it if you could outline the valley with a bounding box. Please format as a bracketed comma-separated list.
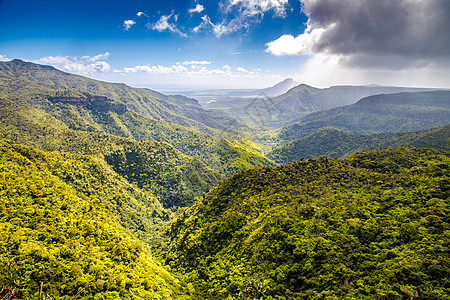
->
[0, 60, 449, 299]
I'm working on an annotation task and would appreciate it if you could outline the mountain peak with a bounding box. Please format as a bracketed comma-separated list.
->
[1, 58, 59, 72]
[261, 78, 299, 97]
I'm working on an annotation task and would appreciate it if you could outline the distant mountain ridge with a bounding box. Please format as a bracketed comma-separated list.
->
[0, 60, 275, 207]
[172, 78, 299, 109]
[259, 78, 299, 97]
[266, 90, 450, 146]
[268, 125, 450, 164]
[224, 83, 439, 129]
[0, 59, 249, 136]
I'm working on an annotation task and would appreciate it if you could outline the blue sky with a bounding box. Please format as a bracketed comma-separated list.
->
[1, 0, 449, 90]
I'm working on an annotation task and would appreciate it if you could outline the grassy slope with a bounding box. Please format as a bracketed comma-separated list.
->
[169, 148, 450, 299]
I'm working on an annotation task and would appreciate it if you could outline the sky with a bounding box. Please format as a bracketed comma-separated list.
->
[1, 0, 450, 90]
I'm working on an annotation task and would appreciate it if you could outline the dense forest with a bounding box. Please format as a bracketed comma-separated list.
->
[169, 148, 449, 299]
[0, 143, 191, 299]
[0, 60, 449, 299]
[268, 125, 450, 164]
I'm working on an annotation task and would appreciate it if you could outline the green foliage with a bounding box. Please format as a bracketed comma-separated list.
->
[104, 141, 221, 207]
[266, 91, 450, 146]
[0, 97, 222, 208]
[0, 143, 190, 299]
[0, 59, 273, 179]
[0, 59, 251, 144]
[217, 139, 276, 175]
[169, 148, 450, 299]
[268, 125, 450, 164]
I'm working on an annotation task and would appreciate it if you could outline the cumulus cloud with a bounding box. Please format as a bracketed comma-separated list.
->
[189, 4, 204, 14]
[123, 20, 136, 30]
[120, 62, 261, 77]
[266, 0, 450, 69]
[150, 14, 187, 37]
[266, 26, 326, 55]
[237, 67, 249, 73]
[0, 54, 10, 62]
[34, 54, 111, 75]
[83, 52, 110, 62]
[181, 60, 212, 65]
[137, 11, 147, 17]
[123, 64, 188, 74]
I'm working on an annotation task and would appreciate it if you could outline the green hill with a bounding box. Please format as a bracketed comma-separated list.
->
[268, 91, 450, 145]
[0, 143, 190, 299]
[0, 59, 245, 135]
[0, 97, 223, 208]
[268, 125, 450, 164]
[0, 60, 271, 175]
[221, 84, 434, 129]
[169, 148, 450, 299]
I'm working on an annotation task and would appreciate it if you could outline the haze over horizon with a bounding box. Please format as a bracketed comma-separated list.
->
[1, 0, 449, 90]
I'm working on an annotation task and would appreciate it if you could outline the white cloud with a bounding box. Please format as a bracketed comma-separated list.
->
[192, 15, 213, 33]
[263, 0, 450, 88]
[0, 54, 10, 62]
[33, 54, 111, 75]
[119, 62, 262, 78]
[266, 26, 327, 56]
[87, 52, 110, 62]
[212, 22, 238, 38]
[123, 20, 136, 31]
[267, 0, 450, 68]
[237, 67, 249, 73]
[150, 14, 187, 37]
[189, 4, 204, 14]
[137, 11, 146, 17]
[226, 0, 290, 17]
[191, 0, 290, 37]
[123, 64, 188, 74]
[181, 60, 212, 65]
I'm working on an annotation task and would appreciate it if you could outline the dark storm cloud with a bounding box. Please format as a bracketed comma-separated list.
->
[302, 0, 450, 60]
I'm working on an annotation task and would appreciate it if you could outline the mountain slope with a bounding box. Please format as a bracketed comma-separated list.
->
[0, 97, 222, 208]
[270, 91, 450, 145]
[0, 143, 190, 299]
[222, 84, 436, 128]
[0, 59, 244, 135]
[169, 148, 450, 299]
[259, 78, 299, 97]
[0, 60, 273, 176]
[268, 125, 450, 163]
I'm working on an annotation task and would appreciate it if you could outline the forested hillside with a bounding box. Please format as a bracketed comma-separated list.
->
[219, 84, 434, 129]
[0, 60, 268, 167]
[1, 59, 449, 300]
[0, 97, 222, 208]
[169, 148, 449, 299]
[0, 143, 190, 299]
[0, 59, 244, 135]
[267, 91, 450, 145]
[0, 60, 276, 206]
[268, 125, 450, 164]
